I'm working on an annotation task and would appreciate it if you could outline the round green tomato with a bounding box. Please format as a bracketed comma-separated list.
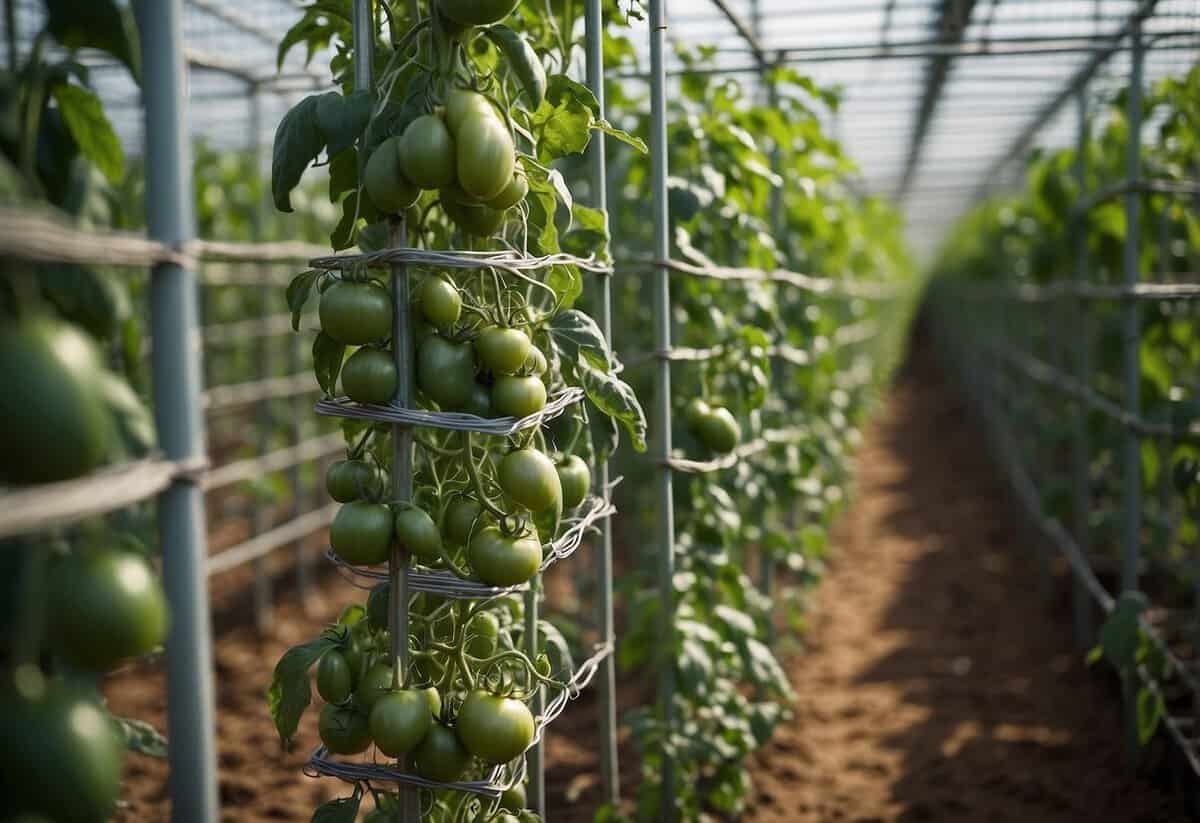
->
[461, 382, 493, 418]
[438, 0, 519, 25]
[366, 582, 391, 632]
[369, 689, 433, 757]
[475, 327, 531, 375]
[399, 114, 456, 189]
[342, 633, 367, 685]
[318, 703, 371, 755]
[354, 661, 395, 711]
[319, 280, 392, 346]
[317, 650, 353, 704]
[445, 88, 496, 135]
[500, 783, 526, 812]
[698, 406, 741, 454]
[465, 610, 500, 659]
[342, 347, 398, 405]
[326, 459, 383, 503]
[491, 375, 547, 419]
[364, 136, 420, 214]
[522, 346, 547, 377]
[456, 112, 515, 201]
[468, 526, 541, 587]
[684, 398, 711, 433]
[0, 319, 113, 484]
[417, 276, 462, 329]
[49, 550, 168, 672]
[443, 497, 484, 546]
[441, 192, 506, 237]
[395, 506, 442, 562]
[330, 501, 394, 566]
[556, 455, 591, 509]
[338, 603, 367, 626]
[0, 682, 124, 821]
[413, 723, 471, 782]
[486, 171, 529, 211]
[499, 449, 562, 512]
[456, 690, 535, 764]
[417, 335, 476, 410]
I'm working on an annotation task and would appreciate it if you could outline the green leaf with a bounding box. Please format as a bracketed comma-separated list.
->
[316, 90, 371, 158]
[533, 76, 597, 162]
[536, 618, 575, 675]
[45, 0, 141, 81]
[312, 332, 346, 398]
[594, 118, 647, 154]
[578, 359, 647, 453]
[1097, 591, 1148, 673]
[562, 203, 611, 261]
[328, 148, 358, 203]
[50, 84, 124, 184]
[95, 369, 155, 459]
[550, 309, 612, 369]
[113, 715, 167, 758]
[311, 793, 361, 823]
[266, 635, 338, 746]
[272, 95, 325, 213]
[485, 25, 547, 110]
[1136, 686, 1164, 745]
[286, 270, 319, 331]
[36, 263, 127, 340]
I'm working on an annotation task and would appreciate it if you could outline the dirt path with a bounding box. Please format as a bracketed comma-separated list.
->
[747, 332, 1180, 822]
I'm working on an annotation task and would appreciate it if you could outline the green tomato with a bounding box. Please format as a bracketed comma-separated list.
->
[468, 525, 541, 587]
[399, 114, 456, 189]
[318, 703, 371, 755]
[445, 88, 496, 135]
[49, 549, 168, 673]
[338, 603, 367, 626]
[500, 783, 527, 812]
[443, 497, 484, 546]
[440, 190, 507, 237]
[486, 171, 529, 211]
[369, 689, 433, 757]
[342, 347, 398, 405]
[417, 335, 476, 410]
[330, 501, 394, 566]
[395, 506, 443, 562]
[421, 686, 443, 719]
[366, 582, 391, 632]
[698, 406, 741, 454]
[413, 723, 471, 782]
[456, 690, 535, 764]
[465, 610, 500, 659]
[354, 661, 395, 711]
[522, 346, 548, 377]
[364, 136, 420, 214]
[319, 280, 392, 346]
[317, 650, 353, 704]
[0, 682, 124, 821]
[0, 319, 113, 484]
[461, 382, 493, 418]
[499, 449, 562, 512]
[438, 0, 519, 25]
[475, 327, 531, 375]
[555, 455, 591, 509]
[417, 275, 462, 329]
[341, 633, 367, 686]
[456, 112, 515, 201]
[684, 398, 711, 432]
[326, 459, 384, 503]
[491, 375, 547, 419]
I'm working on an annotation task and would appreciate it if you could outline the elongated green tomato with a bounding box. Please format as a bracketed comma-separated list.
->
[0, 682, 124, 821]
[413, 723, 471, 782]
[417, 335, 476, 410]
[499, 448, 562, 512]
[342, 347, 398, 405]
[326, 459, 383, 502]
[416, 275, 461, 329]
[354, 661, 395, 711]
[370, 690, 433, 757]
[486, 170, 529, 211]
[319, 703, 371, 755]
[456, 112, 515, 201]
[522, 345, 547, 376]
[399, 114, 456, 189]
[330, 501, 394, 565]
[317, 650, 353, 704]
[698, 406, 741, 454]
[465, 610, 499, 658]
[445, 87, 495, 135]
[443, 497, 484, 546]
[438, 0, 519, 25]
[468, 525, 541, 587]
[394, 506, 442, 561]
[0, 319, 113, 484]
[440, 191, 506, 237]
[556, 455, 591, 509]
[491, 375, 547, 419]
[49, 549, 168, 672]
[684, 398, 711, 433]
[456, 691, 535, 764]
[475, 326, 531, 375]
[319, 280, 393, 345]
[461, 382, 493, 418]
[364, 136, 420, 214]
[500, 783, 527, 812]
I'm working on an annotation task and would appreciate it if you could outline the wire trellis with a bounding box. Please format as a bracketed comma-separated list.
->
[315, 388, 585, 436]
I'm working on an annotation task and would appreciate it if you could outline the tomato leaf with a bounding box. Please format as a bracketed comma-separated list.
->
[593, 117, 647, 154]
[577, 359, 647, 453]
[328, 148, 358, 203]
[311, 793, 361, 823]
[549, 310, 612, 369]
[1136, 686, 1164, 746]
[272, 95, 325, 213]
[50, 84, 124, 184]
[1097, 591, 1148, 673]
[312, 332, 346, 398]
[286, 270, 319, 331]
[45, 0, 141, 82]
[113, 715, 167, 759]
[266, 635, 338, 747]
[316, 90, 371, 159]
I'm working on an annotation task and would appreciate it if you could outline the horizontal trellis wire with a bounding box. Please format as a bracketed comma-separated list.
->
[315, 388, 585, 436]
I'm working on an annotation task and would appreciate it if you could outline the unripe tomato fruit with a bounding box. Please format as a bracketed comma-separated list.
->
[491, 375, 547, 419]
[422, 686, 443, 719]
[523, 346, 548, 376]
[487, 171, 529, 211]
[331, 501, 394, 565]
[456, 113, 515, 201]
[49, 549, 168, 672]
[319, 280, 392, 346]
[364, 136, 420, 214]
[342, 347, 397, 405]
[317, 650, 354, 704]
[417, 276, 462, 329]
[499, 449, 562, 512]
[461, 382, 493, 418]
[445, 88, 496, 135]
[417, 335, 476, 410]
[684, 398, 711, 432]
[326, 459, 384, 502]
[500, 783, 527, 812]
[318, 703, 371, 755]
[400, 114, 456, 189]
[465, 610, 499, 658]
[476, 326, 531, 375]
[438, 0, 520, 26]
[369, 689, 433, 757]
[355, 661, 395, 711]
[413, 723, 471, 782]
[456, 690, 535, 764]
[468, 525, 541, 587]
[698, 406, 741, 454]
[444, 497, 484, 546]
[556, 455, 591, 509]
[367, 582, 391, 631]
[395, 506, 442, 561]
[339, 603, 367, 626]
[0, 319, 112, 484]
[441, 191, 506, 236]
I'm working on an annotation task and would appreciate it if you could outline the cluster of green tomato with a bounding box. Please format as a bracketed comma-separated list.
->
[684, 397, 742, 456]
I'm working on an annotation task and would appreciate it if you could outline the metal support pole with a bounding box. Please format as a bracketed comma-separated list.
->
[249, 90, 272, 633]
[648, 0, 677, 816]
[584, 0, 620, 807]
[759, 22, 779, 648]
[1119, 17, 1143, 595]
[1070, 86, 1093, 653]
[135, 2, 219, 820]
[524, 581, 544, 813]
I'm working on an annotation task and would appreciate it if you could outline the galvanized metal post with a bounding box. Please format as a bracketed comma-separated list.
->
[761, 47, 780, 647]
[1070, 86, 1093, 652]
[524, 581, 544, 813]
[249, 88, 273, 633]
[648, 0, 677, 815]
[135, 1, 220, 820]
[1120, 16, 1143, 595]
[584, 0, 620, 807]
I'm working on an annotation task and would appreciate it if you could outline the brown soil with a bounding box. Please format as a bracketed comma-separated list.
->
[106, 332, 1186, 821]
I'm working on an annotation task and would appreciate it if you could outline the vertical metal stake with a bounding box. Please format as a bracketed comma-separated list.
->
[1070, 85, 1093, 652]
[250, 90, 272, 634]
[135, 1, 219, 820]
[525, 580, 544, 813]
